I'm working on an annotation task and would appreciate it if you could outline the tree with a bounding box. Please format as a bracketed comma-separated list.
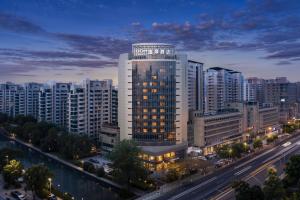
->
[40, 128, 59, 152]
[285, 155, 300, 186]
[263, 168, 285, 200]
[0, 148, 23, 171]
[108, 140, 148, 188]
[253, 138, 263, 149]
[24, 164, 53, 199]
[83, 162, 95, 173]
[165, 168, 179, 183]
[96, 167, 105, 177]
[216, 144, 231, 158]
[3, 159, 23, 187]
[232, 181, 264, 200]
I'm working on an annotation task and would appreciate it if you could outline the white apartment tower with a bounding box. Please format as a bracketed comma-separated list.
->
[205, 67, 244, 113]
[38, 82, 71, 127]
[67, 79, 114, 141]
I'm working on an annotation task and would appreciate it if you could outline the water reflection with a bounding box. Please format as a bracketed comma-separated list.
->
[0, 136, 120, 200]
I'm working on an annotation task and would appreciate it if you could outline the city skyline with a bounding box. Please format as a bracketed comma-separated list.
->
[1, 0, 300, 83]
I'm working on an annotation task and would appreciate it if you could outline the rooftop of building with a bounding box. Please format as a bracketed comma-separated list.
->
[208, 67, 241, 74]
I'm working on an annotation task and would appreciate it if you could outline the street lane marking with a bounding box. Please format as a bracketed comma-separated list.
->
[168, 177, 217, 200]
[234, 166, 252, 176]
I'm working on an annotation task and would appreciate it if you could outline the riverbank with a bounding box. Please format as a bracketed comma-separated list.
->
[0, 128, 139, 198]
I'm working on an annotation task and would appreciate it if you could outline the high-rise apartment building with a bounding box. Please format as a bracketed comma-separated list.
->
[24, 83, 41, 118]
[244, 77, 265, 103]
[205, 67, 244, 113]
[118, 43, 188, 170]
[38, 82, 71, 127]
[67, 79, 115, 141]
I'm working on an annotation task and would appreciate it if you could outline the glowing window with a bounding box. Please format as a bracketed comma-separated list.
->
[143, 108, 148, 112]
[152, 82, 158, 86]
[160, 96, 166, 100]
[161, 122, 165, 126]
[160, 102, 165, 106]
[152, 75, 157, 80]
[152, 115, 157, 119]
[152, 129, 157, 133]
[160, 128, 165, 132]
[152, 108, 157, 113]
[143, 122, 148, 126]
[160, 109, 165, 113]
[160, 115, 165, 119]
[152, 122, 157, 126]
[152, 89, 157, 93]
[143, 89, 148, 93]
[143, 82, 147, 86]
[143, 115, 148, 119]
[143, 128, 148, 133]
[143, 96, 148, 100]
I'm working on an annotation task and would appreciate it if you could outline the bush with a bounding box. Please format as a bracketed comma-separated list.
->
[166, 169, 179, 183]
[96, 167, 105, 177]
[83, 162, 95, 173]
[253, 138, 263, 149]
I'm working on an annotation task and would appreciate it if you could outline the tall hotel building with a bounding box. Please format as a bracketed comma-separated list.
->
[118, 43, 189, 170]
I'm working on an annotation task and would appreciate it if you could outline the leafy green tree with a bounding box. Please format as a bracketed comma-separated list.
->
[231, 143, 246, 158]
[3, 159, 23, 187]
[232, 181, 264, 200]
[83, 162, 96, 173]
[24, 164, 53, 199]
[96, 167, 105, 177]
[263, 168, 285, 200]
[216, 144, 231, 158]
[285, 155, 300, 186]
[0, 148, 23, 171]
[108, 140, 148, 188]
[165, 168, 179, 183]
[253, 138, 263, 149]
[40, 128, 59, 152]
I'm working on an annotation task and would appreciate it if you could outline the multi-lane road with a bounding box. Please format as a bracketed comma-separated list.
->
[156, 133, 300, 200]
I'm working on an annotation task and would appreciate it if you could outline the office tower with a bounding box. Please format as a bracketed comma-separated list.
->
[67, 79, 115, 141]
[264, 77, 296, 122]
[118, 43, 188, 170]
[187, 60, 204, 113]
[24, 83, 41, 118]
[205, 67, 244, 113]
[38, 82, 71, 127]
[243, 77, 265, 103]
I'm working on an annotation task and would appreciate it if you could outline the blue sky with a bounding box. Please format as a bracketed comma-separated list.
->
[0, 0, 300, 84]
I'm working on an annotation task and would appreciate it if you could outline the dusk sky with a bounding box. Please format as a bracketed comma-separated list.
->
[0, 0, 300, 84]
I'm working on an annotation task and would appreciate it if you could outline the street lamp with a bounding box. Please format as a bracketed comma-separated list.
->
[48, 178, 52, 195]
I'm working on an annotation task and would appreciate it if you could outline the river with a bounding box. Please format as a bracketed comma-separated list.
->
[0, 134, 120, 200]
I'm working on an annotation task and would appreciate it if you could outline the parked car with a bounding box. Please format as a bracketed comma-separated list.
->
[89, 158, 100, 164]
[10, 191, 26, 200]
[48, 194, 57, 200]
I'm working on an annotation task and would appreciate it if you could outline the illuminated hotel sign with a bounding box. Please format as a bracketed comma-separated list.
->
[132, 43, 175, 56]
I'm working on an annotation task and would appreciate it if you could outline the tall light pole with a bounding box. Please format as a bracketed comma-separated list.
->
[48, 178, 52, 195]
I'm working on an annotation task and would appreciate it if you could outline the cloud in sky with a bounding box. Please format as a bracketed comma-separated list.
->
[0, 0, 300, 82]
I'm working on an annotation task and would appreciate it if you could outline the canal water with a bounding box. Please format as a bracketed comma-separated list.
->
[0, 134, 120, 200]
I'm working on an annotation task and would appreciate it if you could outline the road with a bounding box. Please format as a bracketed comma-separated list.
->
[155, 133, 300, 200]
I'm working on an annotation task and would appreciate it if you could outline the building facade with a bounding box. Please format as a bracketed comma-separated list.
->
[118, 43, 189, 169]
[205, 67, 244, 113]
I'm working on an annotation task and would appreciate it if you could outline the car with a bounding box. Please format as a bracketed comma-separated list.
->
[48, 194, 57, 200]
[10, 191, 25, 200]
[89, 158, 99, 163]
